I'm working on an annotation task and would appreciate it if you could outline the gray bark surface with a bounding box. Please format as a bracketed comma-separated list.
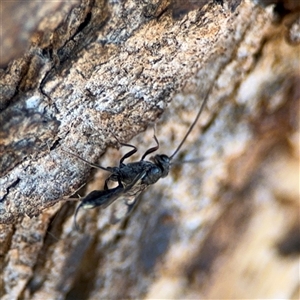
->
[0, 0, 299, 299]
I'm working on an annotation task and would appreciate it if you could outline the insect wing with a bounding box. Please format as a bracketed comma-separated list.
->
[108, 194, 137, 224]
[75, 169, 148, 228]
[109, 170, 149, 223]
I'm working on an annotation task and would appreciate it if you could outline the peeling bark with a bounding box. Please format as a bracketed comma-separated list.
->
[0, 0, 299, 299]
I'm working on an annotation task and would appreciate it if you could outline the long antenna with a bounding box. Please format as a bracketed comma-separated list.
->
[170, 86, 212, 160]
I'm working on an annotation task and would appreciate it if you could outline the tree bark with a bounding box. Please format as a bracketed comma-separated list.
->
[0, 0, 299, 299]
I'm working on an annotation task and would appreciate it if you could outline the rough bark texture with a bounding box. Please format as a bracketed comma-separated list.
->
[0, 0, 299, 299]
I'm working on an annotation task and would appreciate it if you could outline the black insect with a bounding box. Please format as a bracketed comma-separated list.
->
[65, 92, 210, 229]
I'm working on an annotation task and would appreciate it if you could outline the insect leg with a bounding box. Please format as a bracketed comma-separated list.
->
[119, 142, 137, 165]
[112, 134, 138, 165]
[141, 134, 159, 161]
[74, 201, 85, 231]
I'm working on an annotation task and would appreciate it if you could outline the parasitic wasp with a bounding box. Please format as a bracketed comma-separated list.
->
[64, 89, 211, 230]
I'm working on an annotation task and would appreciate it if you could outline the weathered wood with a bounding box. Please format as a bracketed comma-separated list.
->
[0, 0, 299, 299]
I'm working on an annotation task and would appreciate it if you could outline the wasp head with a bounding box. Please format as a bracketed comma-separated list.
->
[151, 154, 170, 178]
